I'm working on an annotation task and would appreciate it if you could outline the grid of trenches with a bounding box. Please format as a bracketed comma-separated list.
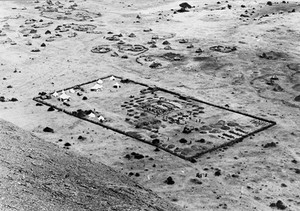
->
[34, 75, 276, 162]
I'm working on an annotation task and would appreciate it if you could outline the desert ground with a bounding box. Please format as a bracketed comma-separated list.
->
[0, 0, 300, 210]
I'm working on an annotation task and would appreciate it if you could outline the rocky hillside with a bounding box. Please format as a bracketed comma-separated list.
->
[0, 119, 180, 211]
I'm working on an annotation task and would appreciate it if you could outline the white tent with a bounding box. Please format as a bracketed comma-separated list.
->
[69, 88, 75, 93]
[98, 116, 105, 122]
[113, 82, 121, 89]
[59, 91, 70, 101]
[110, 76, 116, 81]
[97, 79, 103, 84]
[91, 84, 103, 91]
[52, 91, 59, 97]
[88, 113, 96, 118]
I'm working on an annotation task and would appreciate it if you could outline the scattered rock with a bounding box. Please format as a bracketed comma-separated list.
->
[189, 178, 202, 184]
[214, 169, 221, 176]
[178, 2, 192, 12]
[149, 62, 162, 69]
[294, 168, 300, 174]
[124, 154, 131, 159]
[152, 139, 160, 145]
[131, 152, 144, 159]
[43, 127, 54, 133]
[47, 106, 55, 112]
[179, 138, 187, 143]
[182, 125, 193, 134]
[291, 159, 298, 164]
[164, 176, 175, 185]
[270, 200, 287, 210]
[64, 142, 71, 147]
[263, 142, 277, 148]
[128, 172, 134, 176]
[259, 51, 287, 60]
[281, 183, 287, 187]
[294, 95, 300, 102]
[10, 98, 18, 102]
[162, 40, 170, 45]
[78, 136, 86, 140]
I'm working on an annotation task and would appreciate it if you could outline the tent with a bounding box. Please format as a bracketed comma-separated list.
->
[91, 84, 103, 91]
[97, 79, 103, 84]
[52, 91, 59, 97]
[88, 113, 96, 118]
[98, 116, 105, 122]
[69, 89, 75, 93]
[110, 76, 116, 81]
[113, 82, 121, 89]
[59, 91, 70, 101]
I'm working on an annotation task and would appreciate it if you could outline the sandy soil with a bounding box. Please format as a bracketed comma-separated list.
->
[0, 0, 300, 210]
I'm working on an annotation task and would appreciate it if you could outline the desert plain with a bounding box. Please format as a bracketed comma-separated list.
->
[0, 0, 300, 210]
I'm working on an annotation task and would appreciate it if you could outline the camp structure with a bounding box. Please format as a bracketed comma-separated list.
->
[98, 115, 105, 122]
[113, 82, 121, 89]
[58, 91, 70, 101]
[88, 112, 96, 118]
[97, 79, 104, 84]
[90, 84, 103, 92]
[69, 88, 75, 94]
[52, 91, 59, 97]
[110, 76, 116, 81]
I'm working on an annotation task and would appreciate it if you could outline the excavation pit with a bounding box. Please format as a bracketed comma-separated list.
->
[34, 75, 276, 162]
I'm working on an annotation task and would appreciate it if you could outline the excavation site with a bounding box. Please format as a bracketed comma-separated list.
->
[0, 0, 299, 210]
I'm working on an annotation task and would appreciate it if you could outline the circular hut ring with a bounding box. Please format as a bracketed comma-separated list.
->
[161, 52, 184, 61]
[118, 44, 148, 55]
[70, 24, 97, 32]
[91, 45, 111, 53]
[209, 45, 237, 53]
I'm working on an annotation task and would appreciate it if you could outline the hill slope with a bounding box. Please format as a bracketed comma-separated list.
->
[0, 119, 180, 211]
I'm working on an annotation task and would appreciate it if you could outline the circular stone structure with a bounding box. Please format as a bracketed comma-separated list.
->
[91, 45, 111, 53]
[209, 45, 237, 53]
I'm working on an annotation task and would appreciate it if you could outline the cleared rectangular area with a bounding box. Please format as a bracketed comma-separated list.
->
[34, 75, 276, 162]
